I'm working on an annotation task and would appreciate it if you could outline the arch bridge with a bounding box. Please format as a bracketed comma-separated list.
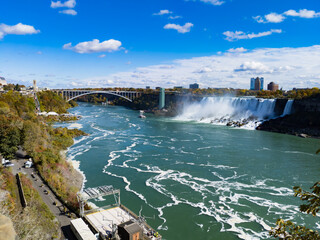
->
[58, 90, 142, 102]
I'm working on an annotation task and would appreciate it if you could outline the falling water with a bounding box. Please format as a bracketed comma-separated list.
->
[176, 97, 276, 129]
[281, 100, 294, 116]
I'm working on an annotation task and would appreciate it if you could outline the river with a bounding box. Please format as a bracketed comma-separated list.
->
[58, 102, 320, 240]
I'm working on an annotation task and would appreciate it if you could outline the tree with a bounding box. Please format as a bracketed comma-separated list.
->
[270, 150, 320, 239]
[13, 84, 20, 91]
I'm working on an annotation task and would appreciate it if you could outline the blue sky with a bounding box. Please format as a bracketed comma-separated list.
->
[0, 0, 320, 89]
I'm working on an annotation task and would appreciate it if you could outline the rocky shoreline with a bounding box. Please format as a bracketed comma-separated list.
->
[257, 112, 320, 138]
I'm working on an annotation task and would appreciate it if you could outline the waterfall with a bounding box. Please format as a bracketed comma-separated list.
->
[175, 97, 277, 129]
[281, 100, 294, 117]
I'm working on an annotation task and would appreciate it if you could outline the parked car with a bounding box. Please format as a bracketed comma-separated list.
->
[24, 160, 33, 168]
[4, 162, 14, 167]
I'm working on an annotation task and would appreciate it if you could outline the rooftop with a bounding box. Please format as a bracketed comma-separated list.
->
[70, 218, 97, 240]
[86, 207, 132, 233]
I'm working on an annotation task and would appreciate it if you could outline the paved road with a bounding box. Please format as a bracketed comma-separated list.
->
[11, 159, 77, 240]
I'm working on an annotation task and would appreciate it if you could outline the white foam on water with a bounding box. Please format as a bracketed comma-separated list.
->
[66, 138, 93, 190]
[87, 201, 99, 209]
[141, 166, 299, 238]
[197, 146, 213, 150]
[104, 142, 138, 169]
[195, 223, 204, 229]
[73, 135, 90, 145]
[68, 122, 83, 129]
[183, 162, 237, 170]
[98, 137, 299, 238]
[283, 151, 315, 156]
[103, 169, 149, 204]
[100, 151, 304, 239]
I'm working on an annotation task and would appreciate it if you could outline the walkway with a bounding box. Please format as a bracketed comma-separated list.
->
[11, 159, 77, 240]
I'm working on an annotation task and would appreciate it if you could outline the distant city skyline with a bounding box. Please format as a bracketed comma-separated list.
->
[0, 0, 320, 90]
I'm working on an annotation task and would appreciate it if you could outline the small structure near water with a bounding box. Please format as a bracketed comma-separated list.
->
[73, 185, 161, 240]
[118, 220, 142, 240]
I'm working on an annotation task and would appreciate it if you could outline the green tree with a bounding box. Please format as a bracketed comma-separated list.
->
[14, 84, 21, 91]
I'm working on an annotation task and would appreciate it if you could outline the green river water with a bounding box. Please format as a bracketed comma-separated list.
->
[58, 102, 320, 240]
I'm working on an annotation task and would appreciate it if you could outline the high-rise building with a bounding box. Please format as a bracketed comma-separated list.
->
[267, 82, 279, 91]
[254, 78, 261, 91]
[260, 77, 264, 90]
[189, 83, 199, 89]
[250, 77, 264, 90]
[250, 78, 255, 90]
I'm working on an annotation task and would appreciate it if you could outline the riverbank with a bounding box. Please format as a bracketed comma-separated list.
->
[0, 91, 87, 215]
[60, 150, 84, 191]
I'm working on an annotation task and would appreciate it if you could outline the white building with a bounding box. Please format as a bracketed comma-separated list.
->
[0, 77, 7, 86]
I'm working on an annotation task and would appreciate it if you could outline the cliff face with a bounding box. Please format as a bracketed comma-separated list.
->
[292, 94, 320, 112]
[257, 112, 320, 137]
[257, 95, 320, 138]
[273, 99, 288, 116]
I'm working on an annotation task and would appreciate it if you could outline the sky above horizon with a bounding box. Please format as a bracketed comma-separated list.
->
[1, 0, 320, 90]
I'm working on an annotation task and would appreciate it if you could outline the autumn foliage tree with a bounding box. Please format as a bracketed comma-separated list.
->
[270, 150, 320, 239]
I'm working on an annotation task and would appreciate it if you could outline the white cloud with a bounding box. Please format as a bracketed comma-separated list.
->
[153, 10, 172, 16]
[199, 0, 224, 6]
[194, 67, 213, 73]
[51, 0, 76, 8]
[0, 23, 40, 39]
[235, 62, 296, 74]
[284, 9, 320, 18]
[235, 61, 270, 73]
[59, 9, 77, 15]
[164, 22, 194, 33]
[169, 16, 182, 19]
[223, 29, 282, 41]
[74, 45, 320, 90]
[254, 13, 285, 23]
[63, 39, 122, 54]
[254, 9, 320, 24]
[227, 47, 247, 53]
[265, 13, 285, 23]
[71, 81, 82, 87]
[98, 54, 106, 58]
